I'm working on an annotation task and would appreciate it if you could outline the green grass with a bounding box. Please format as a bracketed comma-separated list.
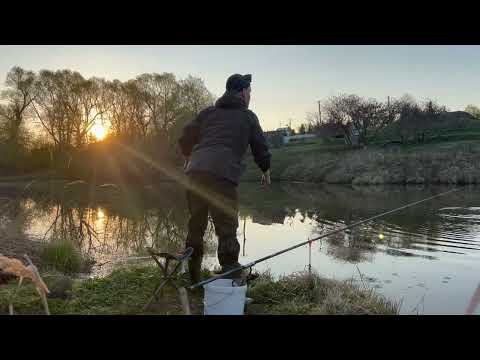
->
[243, 137, 347, 182]
[0, 265, 399, 315]
[0, 265, 206, 315]
[242, 134, 480, 185]
[41, 238, 85, 274]
[368, 123, 480, 146]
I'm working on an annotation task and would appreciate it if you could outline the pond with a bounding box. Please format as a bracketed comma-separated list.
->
[1, 181, 479, 315]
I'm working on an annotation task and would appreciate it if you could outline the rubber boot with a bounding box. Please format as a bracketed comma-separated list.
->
[220, 262, 247, 284]
[188, 257, 202, 286]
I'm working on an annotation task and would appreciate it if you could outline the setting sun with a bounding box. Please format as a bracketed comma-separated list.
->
[90, 123, 108, 141]
[97, 209, 105, 218]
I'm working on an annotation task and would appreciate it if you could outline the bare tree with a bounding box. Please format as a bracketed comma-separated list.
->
[123, 79, 150, 140]
[0, 67, 37, 151]
[322, 94, 362, 145]
[171, 75, 215, 144]
[305, 111, 322, 131]
[32, 70, 111, 149]
[321, 94, 400, 146]
[136, 73, 183, 140]
[386, 96, 448, 144]
[71, 77, 109, 147]
[32, 70, 70, 150]
[104, 74, 213, 146]
[179, 75, 214, 116]
[136, 73, 166, 136]
[104, 79, 133, 138]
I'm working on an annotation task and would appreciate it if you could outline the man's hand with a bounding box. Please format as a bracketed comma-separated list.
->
[183, 156, 190, 170]
[261, 169, 271, 187]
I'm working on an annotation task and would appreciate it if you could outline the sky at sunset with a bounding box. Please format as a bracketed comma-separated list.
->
[1, 45, 479, 131]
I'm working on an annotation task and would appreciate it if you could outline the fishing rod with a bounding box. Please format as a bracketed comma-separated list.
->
[189, 187, 460, 290]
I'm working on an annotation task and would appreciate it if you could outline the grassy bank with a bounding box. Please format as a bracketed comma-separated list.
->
[0, 264, 399, 315]
[243, 139, 480, 185]
[247, 271, 399, 315]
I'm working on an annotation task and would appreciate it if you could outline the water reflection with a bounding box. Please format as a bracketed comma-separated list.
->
[2, 182, 480, 313]
[1, 185, 224, 275]
[251, 184, 480, 258]
[2, 183, 480, 268]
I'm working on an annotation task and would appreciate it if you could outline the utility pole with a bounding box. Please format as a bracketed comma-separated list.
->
[318, 100, 322, 125]
[387, 96, 391, 121]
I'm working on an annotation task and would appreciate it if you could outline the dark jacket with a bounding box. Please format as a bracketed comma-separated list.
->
[178, 92, 271, 185]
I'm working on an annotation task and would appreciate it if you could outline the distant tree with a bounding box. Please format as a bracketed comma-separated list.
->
[179, 75, 215, 116]
[136, 73, 182, 139]
[1, 65, 216, 175]
[305, 111, 322, 131]
[71, 76, 109, 147]
[33, 70, 76, 150]
[388, 96, 447, 144]
[323, 94, 390, 146]
[123, 79, 152, 139]
[104, 79, 139, 139]
[465, 104, 480, 119]
[168, 75, 215, 148]
[423, 99, 446, 115]
[298, 123, 306, 134]
[0, 67, 37, 151]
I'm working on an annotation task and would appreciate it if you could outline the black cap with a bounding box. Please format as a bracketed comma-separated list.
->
[226, 74, 252, 92]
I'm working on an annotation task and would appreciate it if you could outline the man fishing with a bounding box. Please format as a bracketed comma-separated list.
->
[178, 73, 271, 285]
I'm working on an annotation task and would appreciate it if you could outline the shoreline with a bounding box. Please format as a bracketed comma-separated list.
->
[243, 140, 480, 185]
[0, 265, 399, 315]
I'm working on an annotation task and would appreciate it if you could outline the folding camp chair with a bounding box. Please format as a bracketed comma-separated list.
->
[144, 246, 194, 313]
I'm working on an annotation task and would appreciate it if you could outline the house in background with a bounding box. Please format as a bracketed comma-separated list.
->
[264, 127, 292, 147]
[265, 127, 317, 147]
[284, 132, 317, 144]
[315, 122, 360, 146]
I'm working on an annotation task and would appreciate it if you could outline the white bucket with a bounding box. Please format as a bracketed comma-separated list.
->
[204, 279, 247, 315]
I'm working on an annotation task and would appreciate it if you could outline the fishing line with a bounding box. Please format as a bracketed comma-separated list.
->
[190, 187, 460, 290]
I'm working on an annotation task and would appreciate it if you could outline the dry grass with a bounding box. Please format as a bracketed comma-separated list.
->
[273, 141, 480, 185]
[247, 270, 399, 315]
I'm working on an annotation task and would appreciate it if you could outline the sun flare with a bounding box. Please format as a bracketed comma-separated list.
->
[90, 124, 108, 141]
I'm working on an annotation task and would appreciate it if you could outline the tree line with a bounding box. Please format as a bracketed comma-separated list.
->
[296, 93, 479, 146]
[0, 66, 215, 174]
